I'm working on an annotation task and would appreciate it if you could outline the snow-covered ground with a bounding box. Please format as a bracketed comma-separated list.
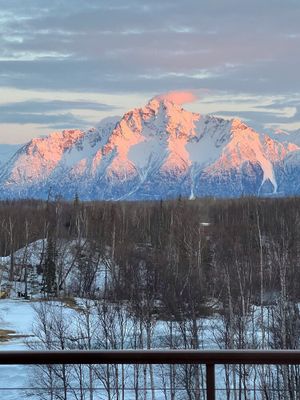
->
[0, 300, 35, 400]
[0, 298, 282, 400]
[0, 299, 220, 399]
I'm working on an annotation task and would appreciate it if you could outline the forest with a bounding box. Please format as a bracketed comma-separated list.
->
[0, 197, 299, 399]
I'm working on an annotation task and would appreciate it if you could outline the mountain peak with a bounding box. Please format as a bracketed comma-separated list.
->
[146, 96, 184, 114]
[1, 95, 300, 200]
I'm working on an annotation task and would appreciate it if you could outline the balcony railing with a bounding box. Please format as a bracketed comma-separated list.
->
[0, 349, 300, 400]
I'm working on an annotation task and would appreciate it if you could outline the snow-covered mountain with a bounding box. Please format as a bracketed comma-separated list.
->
[0, 97, 300, 200]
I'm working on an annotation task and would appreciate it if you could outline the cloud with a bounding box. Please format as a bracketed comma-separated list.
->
[214, 106, 300, 133]
[1, 0, 300, 139]
[1, 0, 300, 96]
[0, 99, 117, 113]
[0, 99, 118, 127]
[0, 111, 89, 126]
[156, 91, 197, 104]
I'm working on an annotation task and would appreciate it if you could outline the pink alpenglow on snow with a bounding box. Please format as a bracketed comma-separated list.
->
[2, 96, 300, 200]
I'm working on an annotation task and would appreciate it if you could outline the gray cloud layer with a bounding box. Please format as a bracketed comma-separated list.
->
[0, 0, 300, 132]
[0, 112, 87, 126]
[1, 0, 300, 93]
[0, 99, 117, 127]
[0, 99, 116, 113]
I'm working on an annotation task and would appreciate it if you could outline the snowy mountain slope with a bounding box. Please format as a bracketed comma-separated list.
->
[0, 98, 299, 199]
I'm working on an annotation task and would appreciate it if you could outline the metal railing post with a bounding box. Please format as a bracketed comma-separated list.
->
[206, 363, 215, 400]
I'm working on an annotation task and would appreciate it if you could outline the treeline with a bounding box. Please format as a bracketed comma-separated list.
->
[0, 197, 299, 308]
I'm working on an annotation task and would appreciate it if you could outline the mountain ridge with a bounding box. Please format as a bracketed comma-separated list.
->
[0, 97, 299, 200]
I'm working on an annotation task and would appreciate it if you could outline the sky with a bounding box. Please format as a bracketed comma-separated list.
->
[1, 0, 300, 144]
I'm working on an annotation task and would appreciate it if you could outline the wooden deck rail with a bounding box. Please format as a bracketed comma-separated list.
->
[1, 350, 300, 400]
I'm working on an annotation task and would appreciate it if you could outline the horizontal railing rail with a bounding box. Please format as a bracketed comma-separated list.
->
[0, 350, 300, 400]
[0, 349, 299, 364]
